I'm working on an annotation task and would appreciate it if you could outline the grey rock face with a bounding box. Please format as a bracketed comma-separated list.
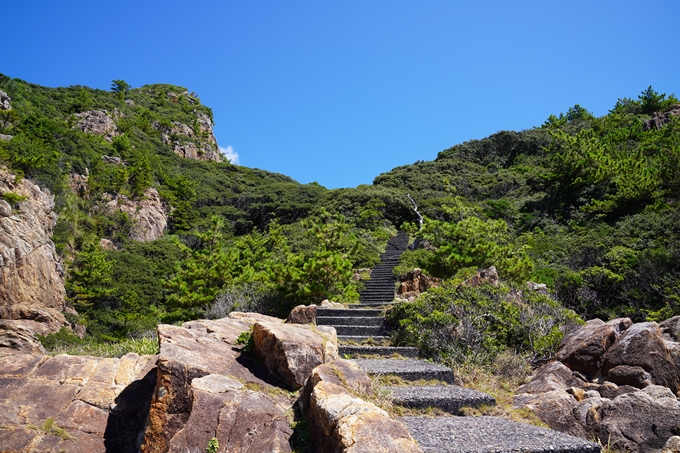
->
[0, 168, 70, 354]
[73, 110, 118, 142]
[0, 90, 10, 110]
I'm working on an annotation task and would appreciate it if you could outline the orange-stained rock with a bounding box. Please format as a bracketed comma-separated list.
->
[252, 321, 338, 389]
[287, 304, 318, 324]
[142, 314, 296, 453]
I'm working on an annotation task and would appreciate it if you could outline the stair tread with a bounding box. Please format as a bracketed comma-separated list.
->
[400, 416, 601, 453]
[385, 385, 495, 413]
[338, 345, 419, 358]
[352, 358, 455, 383]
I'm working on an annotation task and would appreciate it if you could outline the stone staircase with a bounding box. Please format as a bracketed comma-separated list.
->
[317, 232, 601, 453]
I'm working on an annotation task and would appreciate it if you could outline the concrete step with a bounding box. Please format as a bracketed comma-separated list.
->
[316, 308, 383, 317]
[350, 303, 397, 308]
[334, 325, 387, 336]
[339, 345, 419, 358]
[400, 416, 601, 453]
[385, 385, 495, 414]
[338, 335, 391, 343]
[352, 358, 455, 384]
[316, 316, 384, 326]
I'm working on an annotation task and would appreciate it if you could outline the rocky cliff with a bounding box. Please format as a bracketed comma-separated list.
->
[0, 168, 71, 354]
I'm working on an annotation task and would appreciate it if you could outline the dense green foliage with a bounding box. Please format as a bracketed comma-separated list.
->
[383, 86, 680, 322]
[386, 280, 583, 366]
[0, 73, 400, 341]
[2, 72, 679, 350]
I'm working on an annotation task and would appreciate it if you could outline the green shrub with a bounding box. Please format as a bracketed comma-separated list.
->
[386, 281, 582, 366]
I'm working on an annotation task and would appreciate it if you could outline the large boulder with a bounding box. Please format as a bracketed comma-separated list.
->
[516, 361, 584, 394]
[515, 389, 586, 438]
[166, 375, 292, 453]
[301, 359, 374, 415]
[73, 110, 119, 142]
[0, 353, 156, 453]
[555, 318, 632, 378]
[397, 268, 440, 300]
[287, 304, 318, 324]
[305, 380, 422, 453]
[142, 314, 297, 453]
[154, 113, 221, 162]
[591, 391, 680, 453]
[252, 321, 338, 389]
[0, 168, 71, 354]
[601, 322, 680, 393]
[104, 188, 168, 242]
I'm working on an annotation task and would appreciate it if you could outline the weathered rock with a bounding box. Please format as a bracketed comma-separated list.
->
[154, 114, 221, 162]
[101, 154, 126, 165]
[287, 304, 317, 324]
[0, 353, 156, 453]
[306, 381, 422, 453]
[142, 315, 296, 452]
[320, 299, 344, 308]
[661, 316, 680, 342]
[302, 359, 374, 411]
[0, 133, 12, 141]
[555, 318, 632, 378]
[99, 238, 117, 250]
[73, 110, 119, 142]
[527, 281, 549, 294]
[606, 365, 653, 388]
[397, 268, 440, 299]
[516, 361, 585, 394]
[167, 375, 292, 453]
[461, 265, 499, 287]
[663, 436, 680, 453]
[643, 105, 680, 131]
[0, 90, 11, 110]
[0, 168, 70, 354]
[68, 173, 89, 196]
[105, 188, 167, 241]
[582, 382, 638, 400]
[252, 321, 338, 389]
[601, 322, 680, 394]
[515, 389, 587, 438]
[592, 391, 680, 453]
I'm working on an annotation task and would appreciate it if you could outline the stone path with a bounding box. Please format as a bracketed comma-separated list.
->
[318, 232, 601, 453]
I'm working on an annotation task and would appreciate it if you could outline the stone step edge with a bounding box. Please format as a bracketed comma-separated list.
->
[338, 345, 419, 358]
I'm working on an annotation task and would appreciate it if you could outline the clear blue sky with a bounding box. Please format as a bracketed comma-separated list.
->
[4, 1, 679, 189]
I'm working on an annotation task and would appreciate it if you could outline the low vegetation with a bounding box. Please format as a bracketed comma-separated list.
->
[1, 73, 677, 361]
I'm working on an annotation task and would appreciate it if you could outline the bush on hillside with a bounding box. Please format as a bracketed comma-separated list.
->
[386, 280, 583, 366]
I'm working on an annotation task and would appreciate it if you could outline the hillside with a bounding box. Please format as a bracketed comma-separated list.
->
[1, 73, 679, 350]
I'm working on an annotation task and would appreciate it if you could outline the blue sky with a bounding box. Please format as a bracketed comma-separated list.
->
[4, 1, 679, 188]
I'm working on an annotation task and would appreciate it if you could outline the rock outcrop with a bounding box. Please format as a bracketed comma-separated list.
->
[73, 110, 119, 142]
[643, 104, 680, 131]
[104, 188, 167, 242]
[252, 321, 338, 389]
[154, 112, 221, 162]
[302, 359, 422, 453]
[516, 316, 680, 453]
[286, 304, 318, 324]
[461, 265, 499, 287]
[397, 268, 440, 301]
[0, 90, 10, 110]
[0, 352, 156, 453]
[142, 313, 295, 453]
[0, 168, 70, 354]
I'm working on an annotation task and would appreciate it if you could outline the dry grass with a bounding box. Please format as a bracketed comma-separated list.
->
[449, 354, 548, 428]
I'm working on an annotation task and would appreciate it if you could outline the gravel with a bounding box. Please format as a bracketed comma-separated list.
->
[353, 358, 456, 383]
[386, 385, 495, 413]
[400, 416, 601, 453]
